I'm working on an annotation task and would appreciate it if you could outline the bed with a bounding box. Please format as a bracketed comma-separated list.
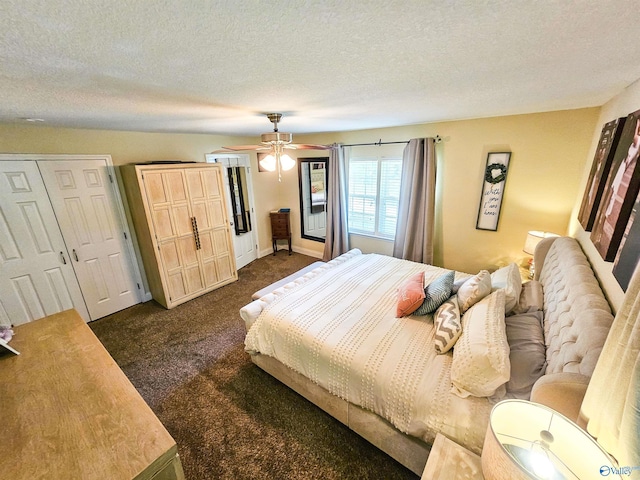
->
[240, 237, 614, 475]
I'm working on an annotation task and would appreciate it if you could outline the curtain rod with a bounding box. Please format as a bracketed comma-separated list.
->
[343, 135, 441, 147]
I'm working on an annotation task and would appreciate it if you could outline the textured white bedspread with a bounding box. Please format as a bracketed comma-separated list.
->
[242, 249, 492, 454]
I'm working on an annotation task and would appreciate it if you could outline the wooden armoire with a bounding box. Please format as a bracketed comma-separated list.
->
[121, 163, 237, 309]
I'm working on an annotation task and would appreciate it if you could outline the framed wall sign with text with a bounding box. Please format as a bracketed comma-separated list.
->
[476, 152, 511, 231]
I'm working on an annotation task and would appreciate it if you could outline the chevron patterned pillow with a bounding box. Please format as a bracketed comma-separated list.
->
[433, 295, 462, 354]
[414, 270, 455, 316]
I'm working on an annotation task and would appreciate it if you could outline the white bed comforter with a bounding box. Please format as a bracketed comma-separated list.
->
[242, 249, 492, 453]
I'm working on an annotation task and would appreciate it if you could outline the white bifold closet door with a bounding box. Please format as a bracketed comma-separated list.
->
[0, 161, 90, 324]
[38, 160, 139, 320]
[0, 159, 140, 325]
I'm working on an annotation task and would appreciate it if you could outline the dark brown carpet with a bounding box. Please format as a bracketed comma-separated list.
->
[90, 252, 418, 480]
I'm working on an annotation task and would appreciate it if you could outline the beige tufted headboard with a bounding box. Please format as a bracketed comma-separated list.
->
[535, 236, 614, 376]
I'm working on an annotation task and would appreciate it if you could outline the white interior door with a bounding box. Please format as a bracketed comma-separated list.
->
[206, 154, 258, 270]
[0, 161, 90, 325]
[38, 160, 140, 320]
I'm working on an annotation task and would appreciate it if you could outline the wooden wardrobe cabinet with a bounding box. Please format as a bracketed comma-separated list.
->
[121, 163, 237, 309]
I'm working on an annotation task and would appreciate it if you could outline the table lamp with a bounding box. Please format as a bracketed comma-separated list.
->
[523, 231, 559, 279]
[482, 400, 621, 479]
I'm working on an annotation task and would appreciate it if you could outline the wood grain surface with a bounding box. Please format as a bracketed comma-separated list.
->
[0, 309, 183, 479]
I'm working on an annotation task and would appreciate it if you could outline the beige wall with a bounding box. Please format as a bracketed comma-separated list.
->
[1, 108, 599, 281]
[569, 78, 640, 313]
[294, 108, 600, 273]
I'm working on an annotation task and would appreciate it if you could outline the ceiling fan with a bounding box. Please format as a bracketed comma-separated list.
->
[215, 113, 331, 180]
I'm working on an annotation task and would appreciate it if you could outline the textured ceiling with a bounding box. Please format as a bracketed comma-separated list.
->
[1, 0, 640, 136]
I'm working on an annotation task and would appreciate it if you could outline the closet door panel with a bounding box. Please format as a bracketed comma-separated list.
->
[38, 160, 139, 320]
[0, 161, 89, 324]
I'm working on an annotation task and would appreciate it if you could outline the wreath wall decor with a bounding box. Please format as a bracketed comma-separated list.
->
[476, 152, 511, 231]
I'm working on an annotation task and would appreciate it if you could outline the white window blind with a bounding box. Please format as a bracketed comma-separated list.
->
[348, 156, 402, 238]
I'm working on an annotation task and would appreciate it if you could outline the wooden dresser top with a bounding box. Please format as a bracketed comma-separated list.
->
[0, 309, 177, 479]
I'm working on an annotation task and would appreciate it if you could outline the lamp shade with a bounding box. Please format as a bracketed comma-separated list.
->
[280, 153, 295, 171]
[523, 231, 559, 255]
[259, 154, 277, 172]
[482, 400, 621, 480]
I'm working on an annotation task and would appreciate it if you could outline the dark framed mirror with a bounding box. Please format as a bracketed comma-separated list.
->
[298, 157, 328, 242]
[227, 166, 251, 235]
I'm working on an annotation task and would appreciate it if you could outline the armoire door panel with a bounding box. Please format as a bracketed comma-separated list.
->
[184, 265, 204, 293]
[215, 255, 234, 283]
[144, 173, 168, 204]
[152, 207, 175, 240]
[178, 236, 198, 266]
[202, 260, 219, 287]
[209, 199, 226, 229]
[213, 229, 230, 255]
[173, 205, 193, 236]
[203, 168, 222, 197]
[185, 170, 206, 201]
[159, 241, 181, 271]
[198, 231, 214, 260]
[167, 272, 187, 300]
[191, 202, 209, 230]
[38, 160, 140, 320]
[166, 171, 187, 202]
[0, 161, 90, 324]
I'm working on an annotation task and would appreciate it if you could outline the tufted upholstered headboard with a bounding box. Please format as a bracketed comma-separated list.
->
[534, 236, 614, 377]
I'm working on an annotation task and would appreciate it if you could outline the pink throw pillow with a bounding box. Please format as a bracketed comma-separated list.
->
[396, 271, 426, 317]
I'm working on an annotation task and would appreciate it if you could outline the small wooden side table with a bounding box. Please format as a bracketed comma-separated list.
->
[270, 211, 291, 255]
[422, 433, 484, 480]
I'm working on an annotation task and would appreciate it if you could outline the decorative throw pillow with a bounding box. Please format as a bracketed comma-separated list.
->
[456, 270, 492, 313]
[396, 271, 426, 317]
[505, 311, 546, 399]
[491, 263, 523, 315]
[511, 280, 544, 315]
[451, 289, 510, 398]
[452, 275, 471, 294]
[433, 295, 462, 353]
[414, 270, 455, 315]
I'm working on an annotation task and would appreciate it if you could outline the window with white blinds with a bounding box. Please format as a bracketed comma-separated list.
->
[348, 156, 402, 238]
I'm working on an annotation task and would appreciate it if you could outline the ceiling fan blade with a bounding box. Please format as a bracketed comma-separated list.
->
[286, 143, 332, 150]
[220, 144, 265, 151]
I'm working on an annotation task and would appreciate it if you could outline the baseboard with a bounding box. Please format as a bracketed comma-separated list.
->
[258, 246, 323, 259]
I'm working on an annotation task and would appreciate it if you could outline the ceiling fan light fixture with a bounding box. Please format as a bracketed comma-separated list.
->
[280, 153, 295, 171]
[261, 132, 292, 144]
[259, 154, 277, 172]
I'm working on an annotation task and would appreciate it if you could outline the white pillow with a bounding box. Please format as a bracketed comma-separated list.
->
[457, 270, 492, 313]
[451, 289, 510, 398]
[491, 263, 523, 315]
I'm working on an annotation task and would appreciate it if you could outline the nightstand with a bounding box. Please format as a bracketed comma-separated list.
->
[270, 211, 291, 255]
[422, 433, 484, 480]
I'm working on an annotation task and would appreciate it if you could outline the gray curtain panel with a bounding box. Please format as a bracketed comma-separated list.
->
[392, 137, 436, 264]
[581, 260, 640, 468]
[323, 145, 351, 261]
